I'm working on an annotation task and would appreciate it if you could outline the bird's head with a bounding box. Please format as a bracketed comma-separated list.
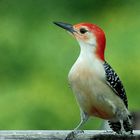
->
[54, 22, 106, 61]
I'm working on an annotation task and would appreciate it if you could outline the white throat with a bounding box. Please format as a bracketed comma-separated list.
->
[74, 40, 105, 79]
[78, 40, 96, 60]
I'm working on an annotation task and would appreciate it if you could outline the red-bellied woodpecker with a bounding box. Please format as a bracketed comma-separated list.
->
[54, 22, 133, 137]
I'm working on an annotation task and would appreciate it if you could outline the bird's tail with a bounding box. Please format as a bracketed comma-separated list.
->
[108, 121, 122, 134]
[123, 115, 133, 134]
[108, 115, 133, 134]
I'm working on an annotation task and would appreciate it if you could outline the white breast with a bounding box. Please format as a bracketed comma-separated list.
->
[68, 47, 105, 84]
[68, 45, 127, 120]
[68, 48, 105, 110]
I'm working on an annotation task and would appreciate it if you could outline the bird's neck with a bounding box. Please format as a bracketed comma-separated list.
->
[74, 41, 105, 79]
[78, 41, 104, 63]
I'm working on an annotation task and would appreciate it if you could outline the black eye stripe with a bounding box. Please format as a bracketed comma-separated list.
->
[80, 28, 88, 34]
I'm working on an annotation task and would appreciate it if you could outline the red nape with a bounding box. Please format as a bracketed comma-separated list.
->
[95, 31, 106, 61]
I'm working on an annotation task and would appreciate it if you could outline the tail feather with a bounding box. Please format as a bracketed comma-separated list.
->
[108, 116, 133, 134]
[123, 115, 133, 134]
[108, 121, 122, 134]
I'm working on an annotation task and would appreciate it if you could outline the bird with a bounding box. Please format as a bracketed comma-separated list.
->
[53, 21, 133, 138]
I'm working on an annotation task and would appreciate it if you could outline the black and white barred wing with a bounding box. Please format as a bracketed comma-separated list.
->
[103, 62, 133, 134]
[103, 61, 128, 108]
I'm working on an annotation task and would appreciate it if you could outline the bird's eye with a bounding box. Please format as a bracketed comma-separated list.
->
[79, 28, 88, 34]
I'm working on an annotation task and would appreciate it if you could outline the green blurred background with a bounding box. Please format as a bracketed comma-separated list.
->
[0, 0, 139, 130]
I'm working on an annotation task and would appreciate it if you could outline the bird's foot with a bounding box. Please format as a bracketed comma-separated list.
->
[130, 130, 134, 135]
[65, 130, 84, 140]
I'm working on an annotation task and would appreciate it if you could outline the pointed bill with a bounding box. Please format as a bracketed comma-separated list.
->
[53, 22, 75, 33]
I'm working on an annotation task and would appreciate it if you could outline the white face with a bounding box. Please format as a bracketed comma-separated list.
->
[73, 26, 97, 47]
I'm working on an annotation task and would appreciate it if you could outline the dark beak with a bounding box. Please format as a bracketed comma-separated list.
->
[53, 22, 75, 33]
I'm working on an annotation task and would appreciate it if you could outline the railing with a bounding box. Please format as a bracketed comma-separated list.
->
[0, 130, 139, 140]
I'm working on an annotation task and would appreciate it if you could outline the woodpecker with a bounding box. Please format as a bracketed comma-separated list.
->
[54, 22, 133, 136]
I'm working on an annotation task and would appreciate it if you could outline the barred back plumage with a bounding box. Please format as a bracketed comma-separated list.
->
[103, 61, 133, 134]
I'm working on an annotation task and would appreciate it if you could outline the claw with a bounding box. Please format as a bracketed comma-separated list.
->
[65, 131, 75, 140]
[65, 130, 84, 140]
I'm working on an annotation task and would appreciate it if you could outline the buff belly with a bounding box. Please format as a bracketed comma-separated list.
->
[69, 71, 126, 120]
